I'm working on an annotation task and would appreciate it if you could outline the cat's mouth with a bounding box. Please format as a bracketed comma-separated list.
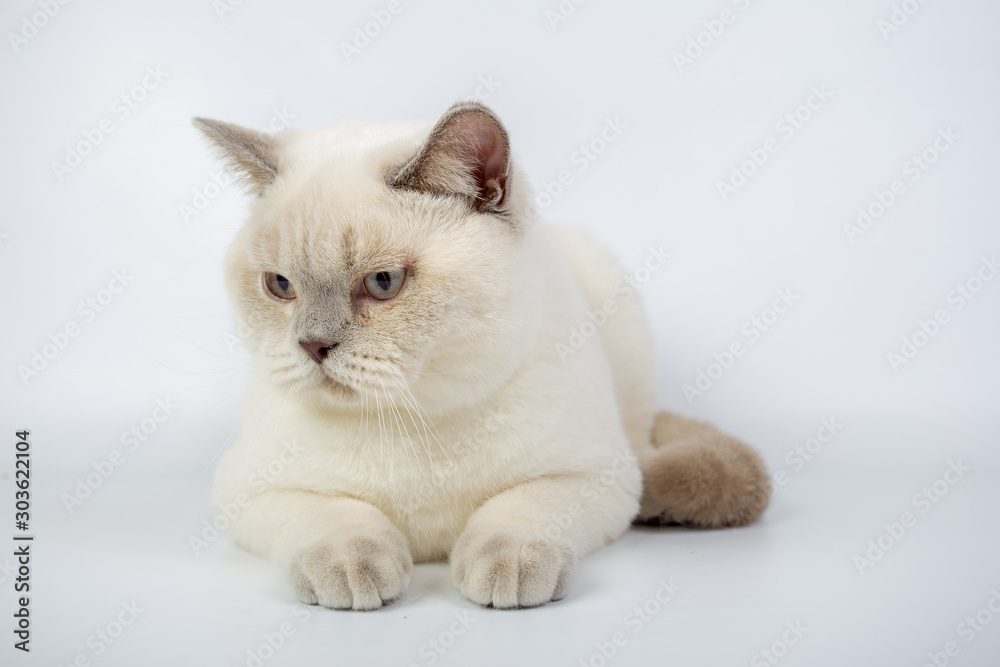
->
[311, 352, 410, 399]
[316, 364, 393, 399]
[317, 372, 357, 398]
[288, 348, 411, 402]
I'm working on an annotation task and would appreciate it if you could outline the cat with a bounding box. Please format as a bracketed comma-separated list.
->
[194, 101, 771, 610]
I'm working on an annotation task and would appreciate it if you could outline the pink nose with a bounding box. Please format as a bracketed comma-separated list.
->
[299, 339, 339, 364]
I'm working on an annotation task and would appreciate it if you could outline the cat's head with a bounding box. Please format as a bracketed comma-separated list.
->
[195, 103, 542, 412]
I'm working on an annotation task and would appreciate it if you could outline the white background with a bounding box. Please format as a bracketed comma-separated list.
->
[1, 0, 998, 665]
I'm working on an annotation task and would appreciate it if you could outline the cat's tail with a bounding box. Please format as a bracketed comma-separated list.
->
[635, 412, 772, 528]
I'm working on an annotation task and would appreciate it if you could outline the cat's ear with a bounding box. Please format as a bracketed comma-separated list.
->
[390, 102, 511, 214]
[192, 117, 280, 196]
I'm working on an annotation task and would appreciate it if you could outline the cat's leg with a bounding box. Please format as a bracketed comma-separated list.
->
[450, 473, 638, 608]
[636, 412, 771, 528]
[228, 490, 412, 610]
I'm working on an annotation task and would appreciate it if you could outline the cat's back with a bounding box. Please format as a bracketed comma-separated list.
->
[544, 223, 658, 459]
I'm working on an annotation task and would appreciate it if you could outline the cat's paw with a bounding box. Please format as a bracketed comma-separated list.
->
[450, 529, 576, 608]
[289, 529, 412, 611]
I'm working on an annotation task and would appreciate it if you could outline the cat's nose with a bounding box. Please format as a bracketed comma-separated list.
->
[299, 339, 339, 364]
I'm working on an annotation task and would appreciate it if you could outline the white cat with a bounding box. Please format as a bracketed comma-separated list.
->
[195, 102, 770, 610]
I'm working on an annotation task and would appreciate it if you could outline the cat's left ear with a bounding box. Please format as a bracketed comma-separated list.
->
[391, 102, 511, 214]
[192, 117, 280, 196]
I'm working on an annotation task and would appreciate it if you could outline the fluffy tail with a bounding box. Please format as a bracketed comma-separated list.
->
[636, 412, 771, 528]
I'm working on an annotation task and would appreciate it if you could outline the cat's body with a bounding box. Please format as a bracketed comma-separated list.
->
[198, 103, 770, 610]
[215, 222, 647, 563]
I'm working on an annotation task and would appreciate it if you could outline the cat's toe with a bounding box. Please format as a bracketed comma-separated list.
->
[451, 529, 576, 608]
[289, 531, 412, 611]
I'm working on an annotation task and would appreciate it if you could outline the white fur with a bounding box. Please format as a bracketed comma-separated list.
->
[210, 114, 658, 609]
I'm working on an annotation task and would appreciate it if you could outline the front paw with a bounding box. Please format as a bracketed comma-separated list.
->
[289, 529, 412, 611]
[451, 529, 576, 609]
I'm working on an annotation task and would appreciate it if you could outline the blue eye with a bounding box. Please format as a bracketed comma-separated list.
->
[263, 272, 296, 300]
[363, 268, 406, 300]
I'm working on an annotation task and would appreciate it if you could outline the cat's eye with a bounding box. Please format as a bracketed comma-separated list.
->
[362, 268, 407, 301]
[263, 272, 297, 301]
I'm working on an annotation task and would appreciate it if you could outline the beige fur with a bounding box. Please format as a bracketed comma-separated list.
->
[195, 102, 770, 610]
[192, 118, 279, 195]
[638, 413, 772, 528]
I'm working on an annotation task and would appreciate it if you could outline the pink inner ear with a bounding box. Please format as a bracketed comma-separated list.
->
[449, 112, 508, 205]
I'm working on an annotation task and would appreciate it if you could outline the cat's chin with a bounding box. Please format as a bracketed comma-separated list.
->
[301, 375, 418, 412]
[317, 375, 358, 400]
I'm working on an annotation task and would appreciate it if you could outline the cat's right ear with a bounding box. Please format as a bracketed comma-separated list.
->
[192, 117, 279, 196]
